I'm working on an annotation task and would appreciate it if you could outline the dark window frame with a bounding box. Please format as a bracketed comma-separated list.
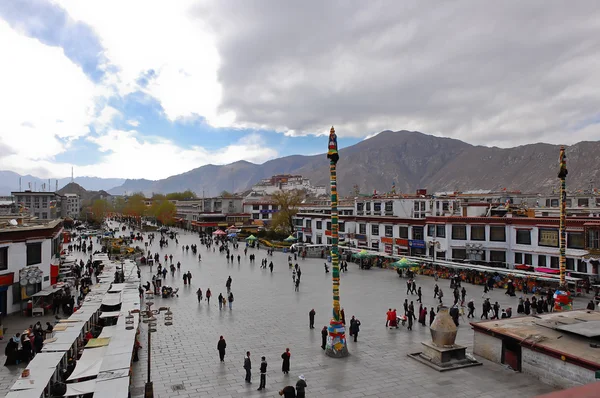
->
[490, 226, 506, 242]
[26, 242, 42, 266]
[470, 225, 485, 241]
[0, 247, 7, 271]
[436, 225, 446, 238]
[451, 225, 467, 240]
[516, 230, 532, 245]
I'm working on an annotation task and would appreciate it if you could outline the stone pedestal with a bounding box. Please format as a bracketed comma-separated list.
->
[420, 341, 467, 365]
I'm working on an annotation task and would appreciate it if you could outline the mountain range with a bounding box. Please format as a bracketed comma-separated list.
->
[2, 131, 599, 197]
[0, 170, 124, 196]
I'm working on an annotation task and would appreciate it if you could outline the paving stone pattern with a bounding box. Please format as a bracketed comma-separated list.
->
[1, 223, 578, 397]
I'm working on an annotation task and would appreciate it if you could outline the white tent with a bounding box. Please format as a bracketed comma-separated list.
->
[99, 311, 121, 318]
[67, 346, 108, 381]
[98, 325, 118, 339]
[64, 379, 96, 396]
[94, 376, 130, 397]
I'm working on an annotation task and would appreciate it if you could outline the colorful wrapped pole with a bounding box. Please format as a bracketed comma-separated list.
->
[555, 146, 572, 311]
[325, 127, 349, 358]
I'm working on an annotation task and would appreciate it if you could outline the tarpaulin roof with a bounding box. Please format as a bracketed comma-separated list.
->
[94, 376, 130, 397]
[64, 379, 96, 396]
[67, 346, 108, 381]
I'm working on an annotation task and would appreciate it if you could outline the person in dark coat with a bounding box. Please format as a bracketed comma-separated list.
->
[349, 316, 361, 341]
[296, 375, 307, 398]
[244, 351, 252, 383]
[281, 348, 291, 374]
[340, 308, 346, 325]
[407, 310, 413, 330]
[449, 305, 459, 326]
[309, 309, 315, 329]
[21, 336, 32, 363]
[257, 356, 267, 391]
[587, 300, 596, 311]
[524, 298, 531, 315]
[4, 338, 18, 366]
[429, 308, 436, 326]
[467, 299, 475, 318]
[419, 307, 427, 326]
[279, 386, 296, 397]
[217, 336, 227, 362]
[321, 326, 328, 350]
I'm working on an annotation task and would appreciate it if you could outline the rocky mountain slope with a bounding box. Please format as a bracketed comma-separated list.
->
[107, 131, 600, 196]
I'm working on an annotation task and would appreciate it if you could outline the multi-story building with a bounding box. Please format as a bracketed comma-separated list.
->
[0, 218, 63, 315]
[291, 189, 600, 279]
[175, 196, 247, 231]
[62, 193, 80, 218]
[11, 191, 62, 220]
[251, 174, 327, 197]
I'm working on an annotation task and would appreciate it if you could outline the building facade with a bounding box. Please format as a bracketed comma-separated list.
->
[11, 191, 62, 220]
[0, 219, 63, 315]
[62, 193, 81, 218]
[175, 197, 247, 231]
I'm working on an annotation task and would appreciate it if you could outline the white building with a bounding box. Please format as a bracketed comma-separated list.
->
[251, 174, 327, 197]
[12, 191, 62, 220]
[0, 219, 63, 315]
[62, 193, 80, 218]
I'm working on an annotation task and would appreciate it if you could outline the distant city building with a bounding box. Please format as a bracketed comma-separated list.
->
[62, 193, 81, 218]
[11, 191, 63, 220]
[251, 174, 327, 197]
[174, 196, 248, 231]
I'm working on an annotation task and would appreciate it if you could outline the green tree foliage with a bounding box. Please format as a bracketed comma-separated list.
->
[165, 190, 197, 200]
[220, 190, 233, 197]
[270, 190, 304, 234]
[113, 196, 126, 214]
[91, 199, 111, 222]
[151, 193, 166, 201]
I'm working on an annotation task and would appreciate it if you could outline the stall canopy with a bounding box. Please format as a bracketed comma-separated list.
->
[390, 258, 418, 269]
[67, 346, 108, 381]
[94, 376, 130, 397]
[245, 235, 257, 241]
[284, 235, 297, 242]
[352, 250, 375, 259]
[64, 379, 96, 396]
[32, 286, 63, 297]
[101, 292, 122, 307]
[212, 229, 226, 235]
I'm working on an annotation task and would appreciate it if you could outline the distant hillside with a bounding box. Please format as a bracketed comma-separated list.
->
[107, 131, 600, 196]
[0, 172, 125, 195]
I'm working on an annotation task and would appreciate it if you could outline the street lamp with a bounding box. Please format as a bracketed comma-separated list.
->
[428, 240, 440, 263]
[141, 302, 172, 398]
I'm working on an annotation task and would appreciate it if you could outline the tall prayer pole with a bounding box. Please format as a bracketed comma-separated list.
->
[554, 146, 572, 311]
[325, 126, 349, 358]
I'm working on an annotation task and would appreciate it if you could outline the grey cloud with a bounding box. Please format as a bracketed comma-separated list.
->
[197, 1, 600, 146]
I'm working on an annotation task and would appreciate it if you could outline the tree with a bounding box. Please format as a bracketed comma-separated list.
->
[147, 199, 176, 225]
[151, 193, 166, 201]
[219, 190, 233, 198]
[270, 190, 304, 234]
[165, 190, 197, 200]
[91, 199, 111, 223]
[124, 193, 146, 220]
[113, 196, 126, 214]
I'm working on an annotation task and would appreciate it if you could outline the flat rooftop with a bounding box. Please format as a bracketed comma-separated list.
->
[0, 218, 62, 233]
[472, 310, 600, 368]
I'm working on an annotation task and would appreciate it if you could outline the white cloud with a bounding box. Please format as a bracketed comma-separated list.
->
[126, 120, 139, 127]
[0, 19, 100, 160]
[55, 0, 235, 127]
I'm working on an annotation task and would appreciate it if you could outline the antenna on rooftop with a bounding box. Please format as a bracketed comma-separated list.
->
[71, 166, 74, 183]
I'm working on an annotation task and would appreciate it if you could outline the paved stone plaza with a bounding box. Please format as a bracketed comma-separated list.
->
[128, 227, 567, 398]
[2, 224, 586, 397]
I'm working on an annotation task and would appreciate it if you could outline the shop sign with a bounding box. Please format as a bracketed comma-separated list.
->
[355, 234, 367, 241]
[409, 239, 426, 249]
[539, 229, 559, 247]
[303, 228, 312, 234]
[395, 238, 409, 248]
[384, 244, 393, 254]
[380, 237, 393, 244]
[325, 230, 332, 236]
[0, 272, 14, 286]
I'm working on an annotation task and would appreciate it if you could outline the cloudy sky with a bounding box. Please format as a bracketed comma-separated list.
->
[1, 1, 599, 180]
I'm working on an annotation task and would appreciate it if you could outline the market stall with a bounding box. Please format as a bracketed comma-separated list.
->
[31, 285, 65, 317]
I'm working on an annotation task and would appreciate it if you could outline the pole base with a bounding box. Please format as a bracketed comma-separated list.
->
[144, 381, 154, 398]
[325, 319, 349, 358]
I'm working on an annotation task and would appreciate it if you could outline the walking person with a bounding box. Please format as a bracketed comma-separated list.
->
[296, 375, 308, 398]
[349, 316, 361, 341]
[228, 292, 234, 310]
[417, 287, 422, 303]
[217, 336, 226, 362]
[309, 309, 316, 329]
[281, 348, 291, 375]
[218, 293, 224, 310]
[257, 356, 267, 391]
[429, 307, 436, 326]
[206, 288, 212, 304]
[467, 299, 475, 318]
[321, 326, 328, 350]
[196, 288, 203, 303]
[244, 351, 252, 383]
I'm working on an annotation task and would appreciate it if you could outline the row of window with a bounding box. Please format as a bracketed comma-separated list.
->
[251, 205, 280, 211]
[428, 225, 589, 249]
[0, 242, 43, 271]
[357, 202, 394, 212]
